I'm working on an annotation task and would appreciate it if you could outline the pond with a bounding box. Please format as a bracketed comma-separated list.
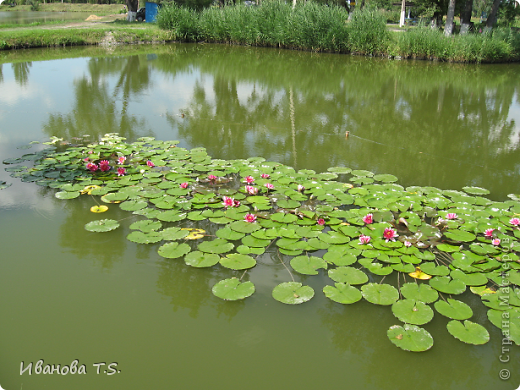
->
[0, 44, 519, 390]
[0, 11, 94, 25]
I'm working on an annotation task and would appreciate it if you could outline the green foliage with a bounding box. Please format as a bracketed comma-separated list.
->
[159, 0, 349, 52]
[391, 26, 518, 62]
[29, 0, 40, 11]
[347, 5, 389, 55]
[156, 3, 200, 41]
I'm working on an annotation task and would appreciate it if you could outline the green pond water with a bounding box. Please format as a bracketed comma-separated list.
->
[0, 43, 519, 390]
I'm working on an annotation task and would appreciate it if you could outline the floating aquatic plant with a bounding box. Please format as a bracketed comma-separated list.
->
[5, 133, 520, 352]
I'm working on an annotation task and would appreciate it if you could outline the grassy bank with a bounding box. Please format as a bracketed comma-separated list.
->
[156, 1, 520, 63]
[0, 22, 174, 50]
[0, 4, 172, 49]
[1, 2, 518, 63]
[0, 3, 125, 14]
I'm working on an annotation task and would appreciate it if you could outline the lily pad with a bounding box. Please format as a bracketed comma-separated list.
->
[160, 227, 190, 241]
[450, 269, 488, 286]
[387, 324, 434, 352]
[272, 282, 314, 305]
[434, 298, 473, 320]
[198, 238, 234, 254]
[328, 266, 368, 285]
[229, 220, 262, 234]
[429, 276, 466, 295]
[487, 308, 520, 345]
[216, 227, 245, 240]
[158, 242, 191, 259]
[127, 231, 163, 244]
[400, 283, 439, 303]
[84, 219, 120, 233]
[290, 255, 327, 275]
[392, 299, 434, 325]
[130, 219, 162, 233]
[184, 251, 220, 268]
[462, 186, 490, 195]
[220, 254, 256, 270]
[55, 191, 80, 200]
[323, 283, 362, 304]
[446, 320, 490, 345]
[212, 278, 255, 300]
[361, 283, 399, 305]
[444, 230, 476, 242]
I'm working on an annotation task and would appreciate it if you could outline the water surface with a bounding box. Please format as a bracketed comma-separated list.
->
[0, 44, 519, 390]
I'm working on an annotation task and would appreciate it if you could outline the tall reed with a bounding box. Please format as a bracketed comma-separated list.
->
[156, 1, 520, 62]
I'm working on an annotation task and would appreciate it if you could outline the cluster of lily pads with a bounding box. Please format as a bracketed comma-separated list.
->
[4, 133, 520, 352]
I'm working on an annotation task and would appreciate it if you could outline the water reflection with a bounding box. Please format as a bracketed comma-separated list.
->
[42, 56, 154, 141]
[5, 46, 520, 201]
[12, 61, 31, 86]
[2, 45, 520, 390]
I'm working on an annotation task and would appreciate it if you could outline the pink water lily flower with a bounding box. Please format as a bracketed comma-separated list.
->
[317, 218, 325, 226]
[180, 182, 189, 189]
[99, 160, 110, 172]
[245, 176, 255, 184]
[383, 228, 398, 242]
[222, 196, 235, 208]
[261, 173, 270, 179]
[208, 174, 217, 181]
[244, 213, 257, 223]
[484, 228, 494, 238]
[297, 184, 305, 192]
[117, 167, 126, 176]
[404, 241, 412, 247]
[233, 199, 241, 207]
[264, 183, 274, 190]
[359, 235, 371, 245]
[446, 213, 458, 220]
[362, 213, 373, 224]
[510, 218, 520, 226]
[492, 238, 501, 246]
[146, 160, 155, 168]
[86, 162, 98, 172]
[245, 185, 258, 195]
[117, 156, 126, 164]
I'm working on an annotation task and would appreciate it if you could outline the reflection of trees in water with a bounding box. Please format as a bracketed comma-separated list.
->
[47, 189, 126, 270]
[318, 297, 513, 390]
[42, 55, 153, 141]
[12, 61, 32, 86]
[158, 46, 519, 197]
[156, 256, 245, 320]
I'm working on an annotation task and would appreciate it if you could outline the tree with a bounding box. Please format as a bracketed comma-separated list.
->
[486, 0, 502, 28]
[460, 0, 473, 34]
[126, 0, 139, 22]
[444, 0, 456, 35]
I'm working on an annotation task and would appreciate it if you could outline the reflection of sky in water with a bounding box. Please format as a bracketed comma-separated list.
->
[503, 92, 520, 152]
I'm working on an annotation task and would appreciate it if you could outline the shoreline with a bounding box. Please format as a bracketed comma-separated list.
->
[1, 4, 518, 64]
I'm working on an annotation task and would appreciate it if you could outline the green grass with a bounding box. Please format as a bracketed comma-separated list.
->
[0, 3, 126, 15]
[0, 25, 173, 50]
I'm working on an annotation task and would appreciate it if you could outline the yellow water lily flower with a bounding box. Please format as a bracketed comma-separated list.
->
[181, 228, 206, 240]
[90, 205, 108, 213]
[408, 267, 432, 280]
[81, 185, 102, 195]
